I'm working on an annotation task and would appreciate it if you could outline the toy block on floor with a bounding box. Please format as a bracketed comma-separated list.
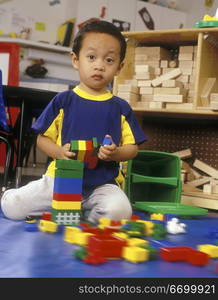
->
[197, 244, 218, 258]
[38, 219, 58, 233]
[122, 246, 149, 263]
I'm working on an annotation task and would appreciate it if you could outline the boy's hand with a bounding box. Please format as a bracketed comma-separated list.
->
[59, 143, 75, 160]
[98, 135, 117, 161]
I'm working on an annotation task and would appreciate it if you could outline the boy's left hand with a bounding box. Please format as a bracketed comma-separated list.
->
[98, 135, 117, 161]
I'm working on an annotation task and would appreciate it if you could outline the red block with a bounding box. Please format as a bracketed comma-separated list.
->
[87, 235, 127, 258]
[83, 254, 107, 265]
[53, 192, 82, 201]
[160, 246, 193, 262]
[42, 212, 52, 221]
[186, 250, 210, 266]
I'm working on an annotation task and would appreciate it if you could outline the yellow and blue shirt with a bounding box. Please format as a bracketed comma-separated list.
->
[32, 86, 146, 194]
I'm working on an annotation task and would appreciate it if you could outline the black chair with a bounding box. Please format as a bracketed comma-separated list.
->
[0, 72, 15, 192]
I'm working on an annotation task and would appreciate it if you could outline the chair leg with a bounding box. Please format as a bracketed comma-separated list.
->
[0, 136, 12, 192]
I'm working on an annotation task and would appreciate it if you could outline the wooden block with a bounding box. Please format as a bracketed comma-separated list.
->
[124, 79, 138, 86]
[179, 46, 194, 53]
[153, 94, 183, 102]
[178, 53, 193, 60]
[151, 68, 182, 87]
[200, 78, 217, 106]
[117, 92, 139, 103]
[160, 60, 168, 68]
[187, 176, 211, 187]
[179, 60, 194, 68]
[135, 47, 171, 60]
[193, 159, 218, 179]
[135, 102, 150, 109]
[135, 54, 148, 60]
[168, 60, 178, 68]
[149, 101, 164, 109]
[140, 94, 154, 102]
[137, 80, 152, 87]
[162, 80, 184, 88]
[153, 87, 182, 95]
[145, 61, 160, 68]
[203, 184, 213, 195]
[177, 75, 189, 83]
[139, 87, 153, 95]
[180, 68, 193, 75]
[173, 148, 192, 159]
[117, 84, 139, 94]
[154, 67, 162, 76]
[165, 103, 193, 110]
[135, 65, 154, 73]
[162, 68, 176, 74]
[210, 93, 218, 101]
[135, 72, 155, 80]
[210, 101, 218, 110]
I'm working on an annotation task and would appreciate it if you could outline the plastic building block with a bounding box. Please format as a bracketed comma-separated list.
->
[150, 213, 164, 221]
[74, 246, 87, 260]
[151, 223, 167, 240]
[38, 220, 58, 233]
[186, 250, 209, 266]
[197, 244, 218, 258]
[52, 209, 81, 225]
[73, 232, 94, 246]
[42, 212, 52, 221]
[160, 246, 192, 262]
[53, 192, 82, 201]
[87, 235, 127, 258]
[112, 232, 129, 240]
[102, 136, 113, 146]
[98, 217, 111, 226]
[140, 245, 159, 260]
[52, 200, 81, 210]
[126, 238, 148, 247]
[24, 221, 38, 232]
[122, 246, 149, 263]
[160, 246, 210, 266]
[64, 226, 81, 243]
[136, 220, 154, 235]
[83, 254, 107, 265]
[166, 218, 186, 234]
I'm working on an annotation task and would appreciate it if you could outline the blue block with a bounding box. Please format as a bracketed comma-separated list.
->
[102, 136, 112, 146]
[54, 177, 83, 194]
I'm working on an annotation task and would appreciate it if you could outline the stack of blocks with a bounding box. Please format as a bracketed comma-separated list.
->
[51, 137, 99, 225]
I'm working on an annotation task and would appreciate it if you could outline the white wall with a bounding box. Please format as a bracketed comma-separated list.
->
[0, 0, 76, 43]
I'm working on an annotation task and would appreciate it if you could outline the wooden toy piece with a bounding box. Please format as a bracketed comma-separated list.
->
[200, 78, 216, 106]
[151, 68, 182, 87]
[153, 94, 183, 102]
[193, 159, 218, 179]
[173, 148, 192, 159]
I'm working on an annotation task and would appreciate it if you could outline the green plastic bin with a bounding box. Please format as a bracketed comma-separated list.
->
[125, 150, 208, 216]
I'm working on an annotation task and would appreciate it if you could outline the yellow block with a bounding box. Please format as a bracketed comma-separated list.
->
[122, 246, 149, 263]
[197, 244, 218, 258]
[77, 140, 86, 161]
[150, 213, 164, 221]
[126, 238, 148, 247]
[73, 232, 94, 246]
[136, 220, 154, 235]
[52, 200, 81, 210]
[112, 232, 129, 240]
[64, 226, 81, 243]
[38, 220, 58, 233]
[99, 217, 111, 226]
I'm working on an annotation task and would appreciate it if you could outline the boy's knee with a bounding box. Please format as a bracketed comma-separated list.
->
[1, 189, 26, 220]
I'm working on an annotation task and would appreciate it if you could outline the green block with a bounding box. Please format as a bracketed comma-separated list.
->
[92, 137, 98, 148]
[140, 245, 158, 260]
[70, 140, 79, 151]
[55, 159, 83, 170]
[74, 246, 87, 260]
[55, 169, 83, 178]
[52, 209, 81, 225]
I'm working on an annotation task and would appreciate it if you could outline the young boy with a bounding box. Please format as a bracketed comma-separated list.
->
[1, 21, 146, 223]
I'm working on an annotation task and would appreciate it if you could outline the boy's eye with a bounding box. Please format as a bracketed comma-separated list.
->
[88, 55, 95, 60]
[106, 57, 114, 63]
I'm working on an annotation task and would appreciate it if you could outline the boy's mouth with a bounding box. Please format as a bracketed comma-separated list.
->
[92, 74, 103, 80]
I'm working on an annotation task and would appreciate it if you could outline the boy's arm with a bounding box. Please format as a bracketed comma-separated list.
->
[98, 143, 138, 162]
[37, 134, 75, 160]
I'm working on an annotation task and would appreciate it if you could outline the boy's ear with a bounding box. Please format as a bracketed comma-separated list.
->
[115, 62, 124, 75]
[71, 52, 79, 69]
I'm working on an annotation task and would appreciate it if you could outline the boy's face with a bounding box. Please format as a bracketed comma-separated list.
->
[72, 32, 123, 95]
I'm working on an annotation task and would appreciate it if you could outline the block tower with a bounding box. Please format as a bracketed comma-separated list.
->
[51, 138, 100, 225]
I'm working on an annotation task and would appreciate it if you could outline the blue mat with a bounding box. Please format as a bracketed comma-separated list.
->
[0, 209, 217, 278]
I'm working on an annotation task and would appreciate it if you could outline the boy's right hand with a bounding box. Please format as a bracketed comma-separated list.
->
[59, 143, 75, 160]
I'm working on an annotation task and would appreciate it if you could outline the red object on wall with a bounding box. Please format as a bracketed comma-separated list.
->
[0, 43, 20, 167]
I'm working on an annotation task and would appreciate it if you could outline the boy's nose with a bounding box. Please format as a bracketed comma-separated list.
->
[94, 61, 105, 71]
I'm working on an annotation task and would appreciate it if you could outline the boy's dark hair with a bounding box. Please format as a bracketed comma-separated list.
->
[72, 20, 127, 62]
